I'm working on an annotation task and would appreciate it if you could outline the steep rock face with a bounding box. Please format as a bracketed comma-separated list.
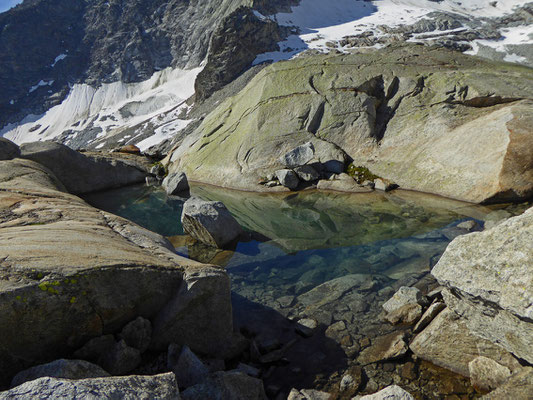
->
[0, 0, 294, 130]
[432, 207, 533, 364]
[167, 44, 533, 202]
[0, 158, 233, 387]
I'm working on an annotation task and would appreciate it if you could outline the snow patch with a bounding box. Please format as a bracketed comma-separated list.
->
[51, 54, 67, 67]
[3, 67, 202, 145]
[29, 80, 54, 93]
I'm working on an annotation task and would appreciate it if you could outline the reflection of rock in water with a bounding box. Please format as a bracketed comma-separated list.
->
[190, 184, 491, 253]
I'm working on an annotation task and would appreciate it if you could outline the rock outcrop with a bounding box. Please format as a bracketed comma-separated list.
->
[0, 158, 233, 386]
[0, 373, 180, 399]
[167, 45, 533, 203]
[20, 141, 146, 194]
[432, 206, 533, 364]
[0, 138, 20, 160]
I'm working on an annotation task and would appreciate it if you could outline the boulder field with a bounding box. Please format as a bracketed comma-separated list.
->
[0, 143, 233, 387]
[165, 44, 533, 203]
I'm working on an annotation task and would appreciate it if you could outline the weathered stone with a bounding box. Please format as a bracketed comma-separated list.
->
[0, 159, 233, 386]
[413, 301, 446, 333]
[357, 332, 408, 365]
[382, 287, 425, 314]
[19, 141, 146, 194]
[359, 385, 414, 400]
[0, 373, 180, 399]
[468, 356, 512, 392]
[181, 371, 267, 400]
[119, 145, 141, 155]
[163, 172, 190, 195]
[100, 340, 141, 376]
[280, 142, 315, 168]
[0, 138, 20, 161]
[119, 317, 152, 353]
[294, 165, 320, 182]
[10, 359, 109, 388]
[481, 367, 533, 400]
[181, 197, 243, 248]
[373, 178, 396, 192]
[432, 207, 533, 363]
[384, 303, 423, 325]
[410, 308, 516, 377]
[296, 318, 318, 338]
[169, 345, 209, 389]
[275, 169, 299, 190]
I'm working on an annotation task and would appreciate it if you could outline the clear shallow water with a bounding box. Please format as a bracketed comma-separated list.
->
[84, 184, 492, 302]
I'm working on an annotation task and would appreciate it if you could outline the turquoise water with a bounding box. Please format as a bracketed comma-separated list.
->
[84, 183, 491, 303]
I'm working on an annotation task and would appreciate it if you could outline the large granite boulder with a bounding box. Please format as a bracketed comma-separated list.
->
[181, 197, 243, 248]
[10, 359, 109, 388]
[432, 207, 533, 364]
[0, 373, 180, 399]
[0, 138, 20, 161]
[0, 159, 233, 387]
[166, 45, 533, 202]
[19, 141, 146, 194]
[163, 172, 190, 195]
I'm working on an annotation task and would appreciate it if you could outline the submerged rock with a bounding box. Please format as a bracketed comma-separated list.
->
[0, 373, 180, 400]
[10, 359, 109, 388]
[181, 197, 243, 248]
[357, 332, 408, 365]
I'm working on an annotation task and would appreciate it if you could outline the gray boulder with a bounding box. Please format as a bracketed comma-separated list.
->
[169, 345, 209, 389]
[10, 359, 109, 388]
[19, 141, 146, 194]
[181, 371, 267, 400]
[0, 373, 180, 400]
[181, 197, 243, 248]
[359, 385, 414, 399]
[432, 207, 533, 364]
[119, 317, 152, 353]
[275, 169, 299, 190]
[382, 287, 425, 325]
[101, 340, 142, 375]
[163, 172, 190, 195]
[0, 138, 20, 161]
[294, 165, 320, 182]
[280, 142, 315, 168]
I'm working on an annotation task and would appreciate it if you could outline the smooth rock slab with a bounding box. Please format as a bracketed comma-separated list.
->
[432, 207, 533, 363]
[10, 359, 109, 388]
[181, 197, 243, 248]
[359, 385, 414, 400]
[0, 373, 180, 400]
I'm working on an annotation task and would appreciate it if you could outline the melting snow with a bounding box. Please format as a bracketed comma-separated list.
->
[254, 0, 532, 64]
[28, 80, 54, 93]
[51, 54, 67, 67]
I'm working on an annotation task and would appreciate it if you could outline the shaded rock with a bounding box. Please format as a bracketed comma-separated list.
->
[432, 207, 533, 363]
[280, 142, 315, 168]
[181, 371, 267, 400]
[0, 373, 180, 400]
[236, 363, 260, 378]
[275, 169, 299, 190]
[74, 335, 116, 363]
[359, 385, 414, 399]
[482, 209, 512, 230]
[101, 340, 141, 376]
[181, 197, 243, 248]
[119, 317, 152, 353]
[468, 356, 511, 392]
[0, 138, 20, 161]
[163, 172, 190, 195]
[357, 332, 408, 365]
[10, 359, 109, 388]
[296, 318, 318, 338]
[0, 159, 233, 386]
[294, 165, 320, 182]
[20, 141, 146, 194]
[413, 301, 446, 333]
[410, 308, 517, 377]
[481, 367, 533, 400]
[169, 345, 209, 389]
